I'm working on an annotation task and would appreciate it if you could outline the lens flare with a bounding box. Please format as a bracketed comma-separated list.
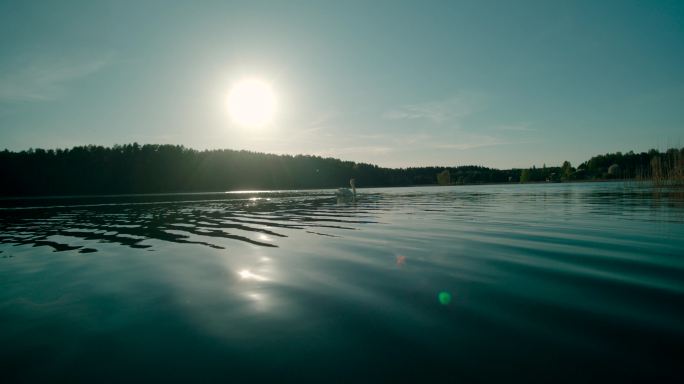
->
[438, 291, 452, 305]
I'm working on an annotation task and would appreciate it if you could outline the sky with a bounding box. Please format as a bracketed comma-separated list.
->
[1, 0, 683, 168]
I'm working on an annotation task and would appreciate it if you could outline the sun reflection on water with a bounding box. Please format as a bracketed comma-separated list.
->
[258, 234, 272, 242]
[238, 269, 269, 281]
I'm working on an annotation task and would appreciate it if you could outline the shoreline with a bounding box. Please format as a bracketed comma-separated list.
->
[0, 179, 651, 203]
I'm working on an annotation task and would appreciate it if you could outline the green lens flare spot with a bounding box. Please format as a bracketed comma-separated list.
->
[438, 291, 452, 305]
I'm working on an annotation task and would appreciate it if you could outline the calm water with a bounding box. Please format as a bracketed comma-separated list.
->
[1, 182, 683, 382]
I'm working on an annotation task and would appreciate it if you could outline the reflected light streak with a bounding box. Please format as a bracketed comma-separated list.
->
[248, 293, 264, 301]
[258, 234, 272, 242]
[246, 292, 269, 311]
[238, 269, 269, 281]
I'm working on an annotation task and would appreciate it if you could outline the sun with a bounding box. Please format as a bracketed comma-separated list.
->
[227, 78, 277, 127]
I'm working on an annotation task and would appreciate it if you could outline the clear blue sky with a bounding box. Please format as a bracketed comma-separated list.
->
[1, 0, 682, 168]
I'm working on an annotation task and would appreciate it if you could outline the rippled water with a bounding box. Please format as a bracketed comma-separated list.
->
[1, 182, 683, 382]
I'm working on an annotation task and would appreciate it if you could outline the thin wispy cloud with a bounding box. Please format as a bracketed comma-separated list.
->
[304, 109, 340, 128]
[0, 55, 112, 102]
[296, 109, 341, 135]
[496, 123, 537, 132]
[383, 95, 481, 124]
[433, 135, 516, 150]
[325, 145, 394, 156]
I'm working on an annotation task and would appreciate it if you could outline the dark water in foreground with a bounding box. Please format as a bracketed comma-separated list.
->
[1, 182, 683, 382]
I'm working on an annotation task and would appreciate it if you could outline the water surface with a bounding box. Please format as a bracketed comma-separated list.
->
[1, 182, 683, 382]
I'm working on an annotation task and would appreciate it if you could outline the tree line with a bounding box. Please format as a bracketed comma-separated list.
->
[0, 144, 682, 196]
[517, 148, 684, 183]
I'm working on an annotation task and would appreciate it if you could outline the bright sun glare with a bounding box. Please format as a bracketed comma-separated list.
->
[227, 79, 276, 127]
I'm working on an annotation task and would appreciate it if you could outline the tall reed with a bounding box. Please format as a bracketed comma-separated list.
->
[650, 150, 684, 186]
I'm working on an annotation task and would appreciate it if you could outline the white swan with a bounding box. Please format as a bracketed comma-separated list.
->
[335, 178, 356, 202]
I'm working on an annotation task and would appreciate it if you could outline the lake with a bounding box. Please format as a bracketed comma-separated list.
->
[1, 182, 683, 382]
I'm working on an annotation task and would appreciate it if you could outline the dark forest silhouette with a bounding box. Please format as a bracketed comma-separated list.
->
[1, 144, 682, 196]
